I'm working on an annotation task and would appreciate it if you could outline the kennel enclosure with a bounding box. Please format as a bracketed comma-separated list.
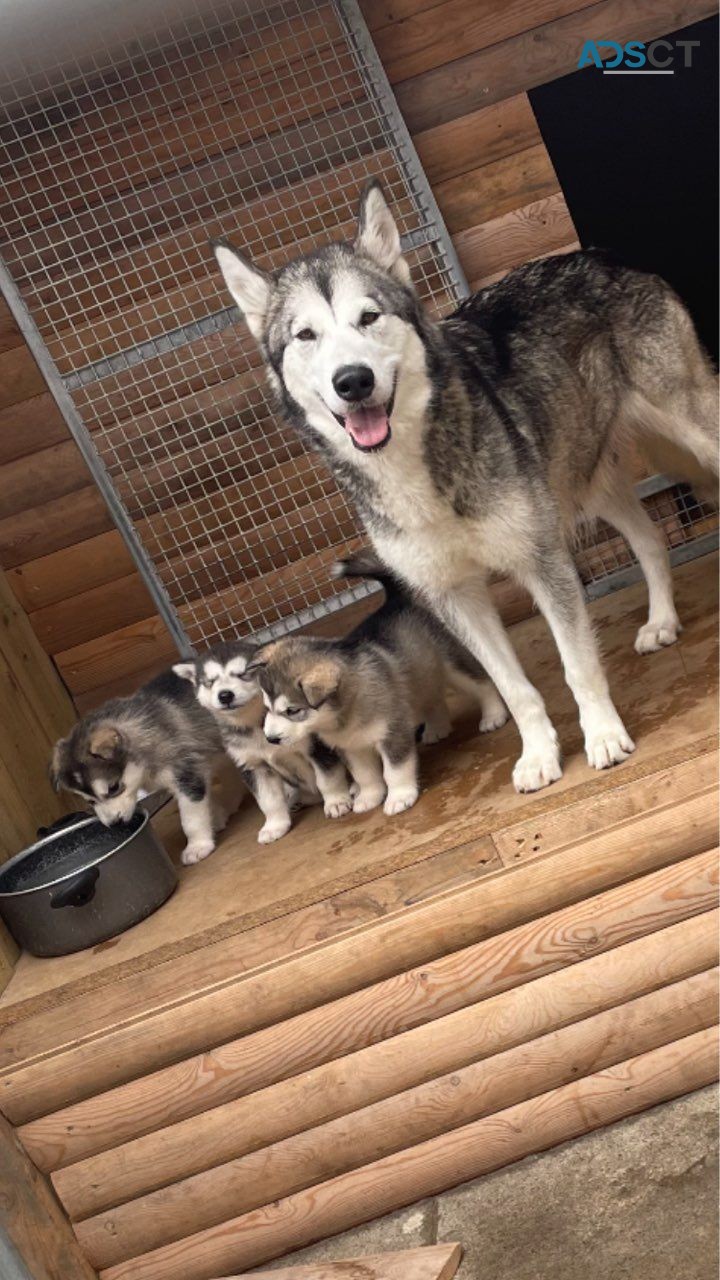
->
[0, 0, 716, 703]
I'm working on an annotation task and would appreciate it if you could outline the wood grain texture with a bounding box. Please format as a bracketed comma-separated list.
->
[0, 568, 76, 868]
[373, 0, 592, 84]
[0, 1114, 97, 1280]
[395, 0, 718, 133]
[2, 557, 716, 1017]
[435, 144, 559, 234]
[97, 1028, 719, 1280]
[229, 1243, 462, 1280]
[48, 906, 719, 1220]
[8, 802, 717, 1144]
[413, 94, 541, 186]
[72, 960, 719, 1263]
[454, 192, 576, 284]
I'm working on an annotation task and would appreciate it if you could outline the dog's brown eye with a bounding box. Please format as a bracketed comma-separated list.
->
[296, 328, 316, 342]
[107, 781, 124, 798]
[360, 310, 380, 327]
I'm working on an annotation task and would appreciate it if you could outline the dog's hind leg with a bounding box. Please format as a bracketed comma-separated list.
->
[522, 550, 635, 771]
[446, 667, 509, 733]
[592, 481, 681, 654]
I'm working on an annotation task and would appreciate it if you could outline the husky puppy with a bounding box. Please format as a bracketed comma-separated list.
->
[212, 182, 718, 793]
[250, 552, 508, 816]
[173, 641, 352, 843]
[50, 670, 227, 865]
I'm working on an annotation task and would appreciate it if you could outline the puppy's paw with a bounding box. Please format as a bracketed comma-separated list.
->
[212, 803, 230, 834]
[324, 794, 353, 819]
[420, 716, 451, 745]
[634, 617, 682, 655]
[479, 702, 509, 733]
[384, 787, 419, 816]
[258, 817, 292, 844]
[181, 839, 215, 865]
[585, 727, 635, 770]
[512, 748, 562, 793]
[352, 788, 386, 814]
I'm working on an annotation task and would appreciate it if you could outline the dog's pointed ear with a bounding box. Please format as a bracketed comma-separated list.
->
[88, 724, 123, 761]
[49, 737, 69, 791]
[240, 658, 266, 683]
[211, 238, 273, 341]
[173, 662, 197, 685]
[300, 659, 341, 709]
[355, 180, 412, 286]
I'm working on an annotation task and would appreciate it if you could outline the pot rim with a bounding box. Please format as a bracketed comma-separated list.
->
[0, 808, 153, 899]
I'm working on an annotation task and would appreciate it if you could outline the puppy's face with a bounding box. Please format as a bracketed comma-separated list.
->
[252, 641, 342, 746]
[173, 642, 258, 714]
[51, 724, 142, 826]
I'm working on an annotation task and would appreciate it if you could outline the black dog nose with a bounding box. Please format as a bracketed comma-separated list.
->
[217, 689, 234, 706]
[332, 364, 375, 402]
[265, 733, 282, 745]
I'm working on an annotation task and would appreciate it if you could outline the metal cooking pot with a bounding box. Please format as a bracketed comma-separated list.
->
[0, 808, 178, 957]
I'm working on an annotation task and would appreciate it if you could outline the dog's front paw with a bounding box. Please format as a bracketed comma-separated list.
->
[258, 817, 292, 844]
[634, 617, 682, 655]
[585, 725, 635, 770]
[181, 839, 215, 865]
[324, 794, 353, 819]
[384, 787, 419, 816]
[352, 788, 385, 814]
[512, 748, 562, 793]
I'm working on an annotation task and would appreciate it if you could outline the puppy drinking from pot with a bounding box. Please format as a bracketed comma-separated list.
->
[174, 641, 352, 844]
[250, 552, 507, 817]
[51, 669, 230, 865]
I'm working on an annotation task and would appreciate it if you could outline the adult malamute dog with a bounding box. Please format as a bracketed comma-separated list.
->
[213, 181, 718, 793]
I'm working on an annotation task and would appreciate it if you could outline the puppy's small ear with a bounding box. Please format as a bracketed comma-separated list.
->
[49, 737, 69, 791]
[88, 724, 123, 761]
[240, 659, 266, 683]
[355, 180, 412, 287]
[300, 660, 341, 709]
[211, 238, 273, 341]
[173, 662, 197, 685]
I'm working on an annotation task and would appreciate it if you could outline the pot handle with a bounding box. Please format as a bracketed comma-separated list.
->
[50, 866, 99, 909]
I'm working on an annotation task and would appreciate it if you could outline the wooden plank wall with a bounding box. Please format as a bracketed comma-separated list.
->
[0, 0, 713, 714]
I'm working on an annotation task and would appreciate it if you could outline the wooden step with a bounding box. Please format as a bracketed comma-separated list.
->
[230, 1242, 463, 1279]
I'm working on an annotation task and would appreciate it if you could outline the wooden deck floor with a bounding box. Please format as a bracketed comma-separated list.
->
[0, 554, 717, 1280]
[0, 552, 717, 1024]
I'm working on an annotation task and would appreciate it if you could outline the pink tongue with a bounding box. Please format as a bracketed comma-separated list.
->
[344, 405, 390, 447]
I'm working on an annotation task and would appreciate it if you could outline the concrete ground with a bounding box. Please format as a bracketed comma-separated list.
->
[259, 1087, 718, 1278]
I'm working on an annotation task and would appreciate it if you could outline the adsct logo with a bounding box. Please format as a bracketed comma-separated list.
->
[578, 38, 700, 74]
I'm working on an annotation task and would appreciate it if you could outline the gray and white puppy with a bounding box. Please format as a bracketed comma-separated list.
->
[51, 669, 226, 865]
[213, 180, 718, 795]
[174, 641, 352, 843]
[252, 552, 507, 817]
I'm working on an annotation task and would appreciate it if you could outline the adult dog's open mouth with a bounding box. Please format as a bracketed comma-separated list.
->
[332, 387, 395, 452]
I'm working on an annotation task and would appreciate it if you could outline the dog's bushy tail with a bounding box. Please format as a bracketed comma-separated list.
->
[332, 549, 410, 599]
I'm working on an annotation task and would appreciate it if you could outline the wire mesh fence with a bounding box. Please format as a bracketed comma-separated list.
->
[0, 0, 716, 660]
[0, 0, 463, 651]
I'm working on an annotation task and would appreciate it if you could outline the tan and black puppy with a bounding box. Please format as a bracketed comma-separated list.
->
[251, 553, 507, 817]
